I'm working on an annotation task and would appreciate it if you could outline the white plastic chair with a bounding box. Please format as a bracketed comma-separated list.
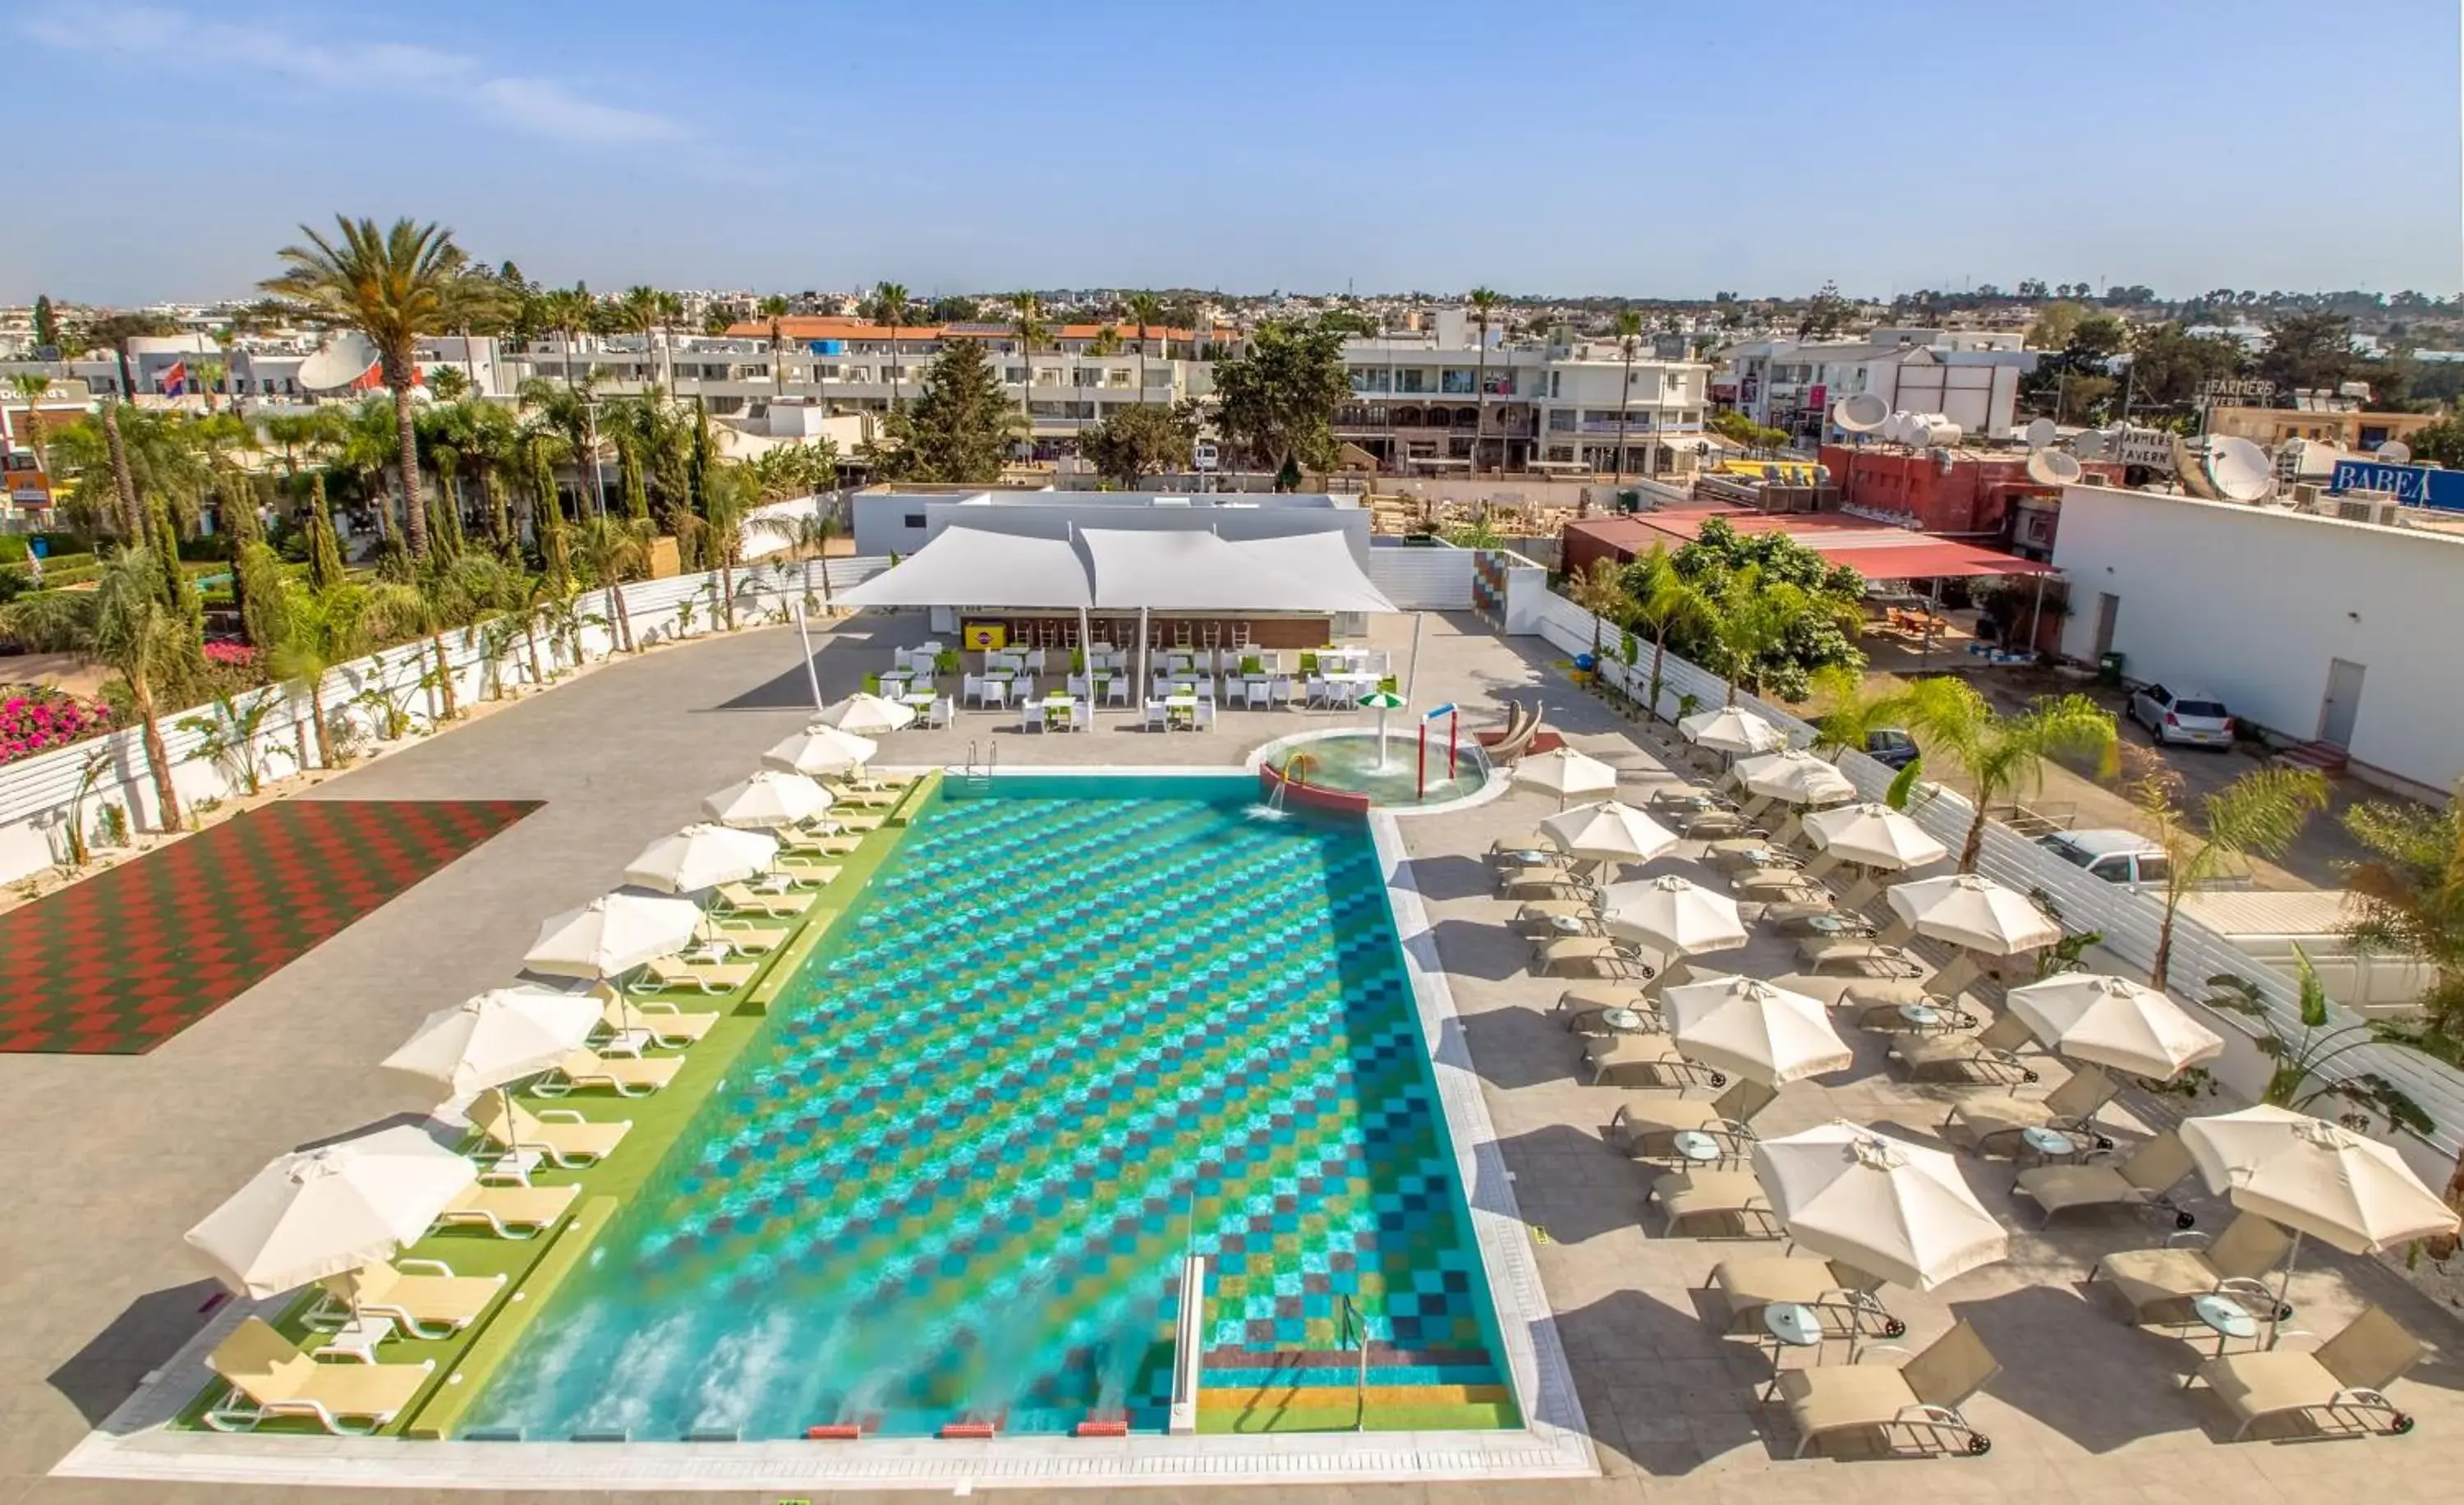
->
[1014, 674, 1036, 702]
[1197, 698, 1216, 729]
[1025, 648, 1047, 672]
[1243, 679, 1271, 708]
[1071, 698, 1092, 731]
[1067, 674, 1089, 698]
[1306, 676, 1331, 707]
[1105, 675, 1129, 706]
[1270, 676, 1294, 707]
[1144, 698, 1170, 732]
[961, 674, 984, 707]
[928, 695, 955, 728]
[983, 679, 1008, 709]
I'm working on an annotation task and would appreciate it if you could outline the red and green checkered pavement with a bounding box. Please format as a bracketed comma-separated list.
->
[0, 799, 540, 1055]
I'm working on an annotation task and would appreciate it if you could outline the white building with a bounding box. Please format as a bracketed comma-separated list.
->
[1335, 332, 1710, 476]
[2050, 482, 2464, 797]
[1718, 330, 2037, 440]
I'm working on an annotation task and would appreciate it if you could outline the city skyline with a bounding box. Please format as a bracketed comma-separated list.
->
[5, 0, 2459, 304]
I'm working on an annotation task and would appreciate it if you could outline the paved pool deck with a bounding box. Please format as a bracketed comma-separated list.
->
[4, 607, 2460, 1503]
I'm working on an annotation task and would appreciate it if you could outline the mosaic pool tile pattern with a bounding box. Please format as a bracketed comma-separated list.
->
[0, 799, 540, 1054]
[465, 776, 1510, 1438]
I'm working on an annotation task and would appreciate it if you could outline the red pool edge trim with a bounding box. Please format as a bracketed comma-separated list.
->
[1074, 1418, 1130, 1437]
[940, 1420, 1000, 1440]
[1257, 762, 1372, 817]
[803, 1423, 867, 1440]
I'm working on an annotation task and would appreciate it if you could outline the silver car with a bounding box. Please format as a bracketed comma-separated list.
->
[2128, 683, 2235, 749]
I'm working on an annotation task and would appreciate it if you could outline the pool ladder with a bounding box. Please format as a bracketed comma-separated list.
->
[960, 739, 998, 791]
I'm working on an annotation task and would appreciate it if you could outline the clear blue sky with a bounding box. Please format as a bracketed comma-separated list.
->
[8, 0, 2459, 303]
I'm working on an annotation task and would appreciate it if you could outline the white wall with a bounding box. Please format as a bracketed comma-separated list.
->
[1364, 545, 1474, 609]
[2052, 484, 2464, 793]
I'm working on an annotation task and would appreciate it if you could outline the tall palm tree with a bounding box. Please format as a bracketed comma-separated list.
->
[757, 294, 791, 402]
[1610, 309, 1643, 482]
[1124, 291, 1164, 404]
[1895, 679, 2118, 872]
[572, 514, 650, 652]
[871, 283, 911, 408]
[1467, 287, 1502, 472]
[654, 290, 684, 392]
[539, 284, 596, 390]
[262, 217, 467, 558]
[617, 286, 664, 394]
[337, 396, 402, 545]
[696, 462, 761, 630]
[1625, 545, 1715, 722]
[518, 375, 604, 521]
[1008, 292, 1048, 406]
[0, 550, 197, 828]
[2135, 764, 2329, 987]
[7, 373, 53, 479]
[440, 267, 515, 396]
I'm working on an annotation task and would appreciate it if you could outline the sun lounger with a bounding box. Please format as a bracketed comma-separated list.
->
[531, 1047, 683, 1098]
[1889, 1012, 2039, 1087]
[700, 920, 788, 953]
[1775, 1320, 1998, 1458]
[1561, 985, 1662, 1037]
[598, 996, 719, 1048]
[805, 812, 884, 833]
[710, 883, 812, 918]
[2089, 1211, 2292, 1327]
[1587, 1033, 1726, 1089]
[202, 1318, 435, 1434]
[1762, 907, 1873, 941]
[1500, 870, 1597, 902]
[1798, 938, 1927, 975]
[1709, 1255, 1905, 1341]
[770, 859, 843, 886]
[433, 1181, 579, 1239]
[1648, 1167, 1784, 1239]
[1705, 839, 1800, 872]
[779, 831, 863, 858]
[1942, 1065, 2119, 1154]
[470, 1094, 630, 1170]
[2189, 1305, 2422, 1442]
[1607, 1079, 1775, 1159]
[1513, 900, 1601, 936]
[1846, 992, 1975, 1033]
[2014, 1132, 2196, 1227]
[821, 784, 899, 809]
[1536, 937, 1657, 981]
[314, 1258, 508, 1340]
[630, 955, 760, 996]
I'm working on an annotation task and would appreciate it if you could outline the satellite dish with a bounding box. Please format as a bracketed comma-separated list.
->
[1832, 392, 1889, 432]
[2026, 449, 2084, 486]
[2023, 417, 2057, 449]
[1905, 414, 1962, 448]
[2174, 435, 2277, 503]
[2375, 440, 2411, 463]
[2071, 430, 2109, 461]
[296, 332, 378, 393]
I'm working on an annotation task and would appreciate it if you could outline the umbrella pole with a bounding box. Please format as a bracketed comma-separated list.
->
[2271, 1231, 2303, 1347]
[1377, 706, 1389, 770]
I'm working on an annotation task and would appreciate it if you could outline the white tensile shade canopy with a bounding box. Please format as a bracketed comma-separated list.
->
[381, 985, 604, 1098]
[703, 770, 834, 829]
[1512, 747, 1620, 808]
[1660, 975, 1850, 1084]
[1678, 706, 1785, 756]
[831, 522, 1398, 615]
[814, 693, 917, 736]
[2004, 973, 2226, 1081]
[623, 823, 780, 894]
[525, 891, 706, 979]
[1732, 749, 1857, 808]
[1602, 875, 1747, 983]
[1804, 802, 1949, 872]
[761, 724, 880, 776]
[1538, 801, 1678, 869]
[2181, 1105, 2460, 1256]
[184, 1125, 477, 1300]
[1751, 1121, 2011, 1291]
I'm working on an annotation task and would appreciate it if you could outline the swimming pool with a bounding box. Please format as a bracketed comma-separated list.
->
[462, 774, 1515, 1440]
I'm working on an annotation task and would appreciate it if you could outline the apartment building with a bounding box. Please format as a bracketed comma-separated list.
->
[1335, 334, 1710, 475]
[1717, 329, 2037, 440]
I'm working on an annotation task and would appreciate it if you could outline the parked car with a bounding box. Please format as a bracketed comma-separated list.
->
[1864, 729, 1920, 771]
[2039, 830, 2173, 891]
[2127, 684, 2236, 749]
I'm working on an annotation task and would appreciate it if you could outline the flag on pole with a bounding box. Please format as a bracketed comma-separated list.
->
[160, 361, 188, 398]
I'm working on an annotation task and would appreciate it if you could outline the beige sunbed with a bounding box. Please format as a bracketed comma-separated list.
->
[202, 1318, 434, 1434]
[317, 1258, 508, 1339]
[710, 883, 812, 918]
[701, 921, 790, 953]
[1798, 938, 1927, 974]
[1501, 871, 1597, 902]
[779, 829, 863, 858]
[821, 784, 899, 809]
[2089, 1210, 2292, 1327]
[1942, 1065, 2119, 1154]
[1708, 1254, 1903, 1341]
[2014, 1132, 2195, 1227]
[1535, 937, 1656, 981]
[1586, 1035, 1726, 1092]
[433, 1181, 580, 1239]
[1776, 1320, 1998, 1458]
[1890, 1012, 2040, 1088]
[1607, 1079, 1776, 1159]
[470, 1094, 631, 1169]
[1648, 1167, 1783, 1239]
[1512, 900, 1600, 937]
[598, 996, 719, 1049]
[631, 956, 759, 996]
[1731, 868, 1825, 900]
[2190, 1305, 2422, 1443]
[533, 1047, 683, 1098]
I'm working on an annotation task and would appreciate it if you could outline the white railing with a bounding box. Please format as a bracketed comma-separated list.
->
[0, 556, 890, 884]
[1531, 587, 2464, 1158]
[1364, 545, 1476, 610]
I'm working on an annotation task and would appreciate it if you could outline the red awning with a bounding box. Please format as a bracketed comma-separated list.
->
[1818, 541, 2055, 580]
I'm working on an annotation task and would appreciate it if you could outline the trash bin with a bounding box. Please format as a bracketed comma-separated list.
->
[2097, 651, 2126, 687]
[1616, 489, 1641, 513]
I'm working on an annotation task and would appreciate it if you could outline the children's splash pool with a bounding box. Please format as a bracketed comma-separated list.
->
[461, 774, 1515, 1439]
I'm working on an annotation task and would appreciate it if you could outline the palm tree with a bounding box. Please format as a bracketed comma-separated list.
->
[518, 375, 603, 522]
[1610, 309, 1643, 483]
[2133, 763, 2329, 987]
[194, 359, 227, 413]
[1704, 567, 1811, 706]
[1809, 664, 1911, 760]
[1008, 292, 1048, 406]
[262, 217, 467, 559]
[0, 550, 197, 828]
[1125, 291, 1164, 403]
[1565, 557, 1628, 665]
[538, 284, 596, 390]
[7, 373, 53, 479]
[757, 294, 791, 402]
[1467, 287, 1502, 472]
[617, 286, 665, 393]
[572, 514, 650, 652]
[1624, 545, 1715, 723]
[696, 463, 761, 630]
[439, 266, 515, 396]
[337, 396, 401, 545]
[1896, 679, 2118, 872]
[871, 283, 911, 408]
[267, 575, 421, 768]
[654, 291, 684, 391]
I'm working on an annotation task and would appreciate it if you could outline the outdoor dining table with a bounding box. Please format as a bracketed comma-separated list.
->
[1165, 693, 1199, 729]
[1040, 694, 1076, 730]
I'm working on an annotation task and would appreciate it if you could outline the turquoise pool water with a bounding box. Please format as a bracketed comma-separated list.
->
[462, 775, 1510, 1439]
[1280, 730, 1490, 806]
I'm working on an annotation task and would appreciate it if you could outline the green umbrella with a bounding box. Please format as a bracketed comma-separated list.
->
[1359, 689, 1405, 768]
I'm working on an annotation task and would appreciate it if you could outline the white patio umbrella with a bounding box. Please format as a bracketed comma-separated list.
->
[185, 1125, 477, 1300]
[2004, 973, 2226, 1082]
[1602, 874, 1748, 983]
[1886, 872, 2062, 998]
[1661, 975, 1851, 1084]
[1512, 746, 1619, 809]
[1803, 802, 1949, 872]
[623, 822, 780, 894]
[1359, 689, 1405, 769]
[1538, 799, 1678, 875]
[702, 769, 834, 829]
[816, 691, 917, 735]
[382, 983, 606, 1148]
[1678, 705, 1785, 756]
[1731, 748, 1857, 817]
[761, 723, 880, 777]
[1751, 1121, 2011, 1291]
[525, 890, 705, 979]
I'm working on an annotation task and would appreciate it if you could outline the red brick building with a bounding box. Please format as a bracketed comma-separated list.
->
[1817, 444, 2124, 543]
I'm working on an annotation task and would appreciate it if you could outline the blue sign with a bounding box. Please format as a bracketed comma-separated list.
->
[1423, 702, 1457, 721]
[807, 339, 843, 357]
[2330, 459, 2464, 513]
